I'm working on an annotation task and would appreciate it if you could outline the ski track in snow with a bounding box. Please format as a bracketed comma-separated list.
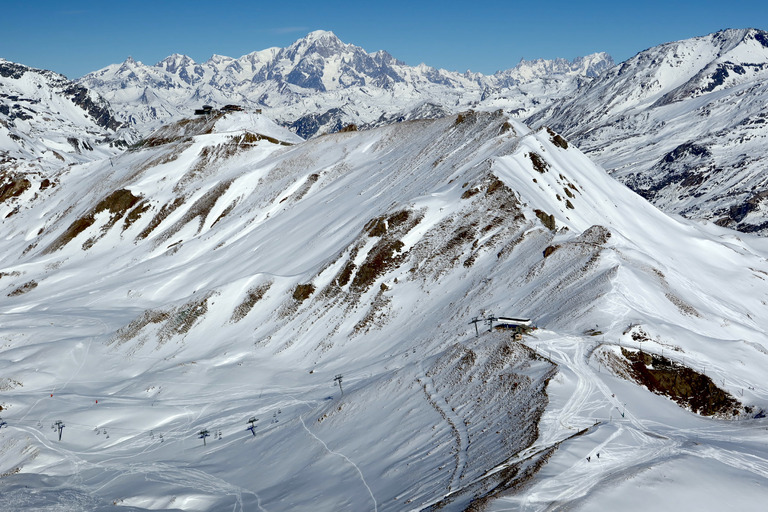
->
[3, 99, 768, 511]
[416, 367, 469, 492]
[16, 316, 108, 425]
[538, 337, 598, 433]
[497, 333, 768, 511]
[298, 412, 378, 512]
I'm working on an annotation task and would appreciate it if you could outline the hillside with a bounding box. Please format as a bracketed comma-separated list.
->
[1, 109, 767, 510]
[0, 59, 124, 169]
[529, 28, 768, 235]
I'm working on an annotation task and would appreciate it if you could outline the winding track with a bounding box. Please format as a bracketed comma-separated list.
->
[416, 370, 470, 492]
[503, 334, 768, 511]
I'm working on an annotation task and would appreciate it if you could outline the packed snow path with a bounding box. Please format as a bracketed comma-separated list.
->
[487, 332, 768, 511]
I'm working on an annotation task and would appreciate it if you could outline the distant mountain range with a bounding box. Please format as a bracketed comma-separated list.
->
[77, 30, 613, 138]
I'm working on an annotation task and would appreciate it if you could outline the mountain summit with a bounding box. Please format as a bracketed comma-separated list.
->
[0, 59, 123, 170]
[79, 31, 613, 138]
[530, 28, 768, 234]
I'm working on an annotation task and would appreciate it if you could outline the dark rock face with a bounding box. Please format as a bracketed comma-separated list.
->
[0, 62, 27, 79]
[63, 85, 122, 131]
[285, 60, 326, 91]
[717, 190, 768, 232]
[0, 101, 34, 122]
[624, 143, 714, 202]
[662, 143, 711, 163]
[289, 108, 346, 139]
[754, 31, 768, 48]
[0, 173, 32, 204]
[619, 348, 742, 417]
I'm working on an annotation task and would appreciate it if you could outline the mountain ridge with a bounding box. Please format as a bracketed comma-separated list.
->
[0, 59, 124, 171]
[78, 30, 613, 138]
[2, 108, 767, 510]
[528, 27, 768, 235]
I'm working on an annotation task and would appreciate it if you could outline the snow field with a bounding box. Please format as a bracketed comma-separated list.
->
[1, 110, 768, 510]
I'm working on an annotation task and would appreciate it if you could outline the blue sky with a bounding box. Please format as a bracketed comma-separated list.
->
[2, 0, 767, 78]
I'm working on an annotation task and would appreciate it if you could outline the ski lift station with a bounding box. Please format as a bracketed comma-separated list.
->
[496, 317, 532, 329]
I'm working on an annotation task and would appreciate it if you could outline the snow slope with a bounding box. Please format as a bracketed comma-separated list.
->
[0, 59, 124, 169]
[529, 28, 768, 235]
[0, 110, 767, 511]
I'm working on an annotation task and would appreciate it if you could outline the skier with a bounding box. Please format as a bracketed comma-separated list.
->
[586, 456, 591, 462]
[596, 452, 600, 459]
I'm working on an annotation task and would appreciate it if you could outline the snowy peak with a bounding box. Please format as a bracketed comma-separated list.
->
[610, 28, 768, 111]
[156, 53, 196, 74]
[531, 27, 768, 130]
[710, 27, 768, 55]
[530, 28, 768, 235]
[79, 31, 613, 138]
[508, 52, 614, 81]
[116, 56, 142, 74]
[266, 30, 406, 91]
[0, 59, 123, 170]
[305, 29, 341, 41]
[290, 29, 346, 55]
[648, 28, 768, 105]
[571, 52, 615, 77]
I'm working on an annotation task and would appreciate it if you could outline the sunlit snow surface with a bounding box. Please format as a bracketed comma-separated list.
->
[530, 28, 768, 235]
[1, 111, 768, 511]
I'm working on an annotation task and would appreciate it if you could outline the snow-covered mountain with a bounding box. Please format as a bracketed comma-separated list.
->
[0, 59, 124, 172]
[529, 28, 768, 235]
[76, 28, 768, 238]
[1, 109, 767, 510]
[79, 30, 613, 138]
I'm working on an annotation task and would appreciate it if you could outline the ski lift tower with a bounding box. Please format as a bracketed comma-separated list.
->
[334, 374, 344, 396]
[54, 420, 65, 441]
[469, 317, 481, 337]
[246, 417, 258, 436]
[486, 315, 498, 332]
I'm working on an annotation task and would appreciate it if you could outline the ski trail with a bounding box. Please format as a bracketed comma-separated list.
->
[17, 317, 107, 423]
[299, 414, 378, 512]
[538, 446, 679, 512]
[583, 346, 648, 432]
[547, 338, 595, 431]
[60, 317, 107, 392]
[417, 372, 469, 490]
[140, 464, 255, 512]
[252, 492, 269, 512]
[695, 445, 768, 480]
